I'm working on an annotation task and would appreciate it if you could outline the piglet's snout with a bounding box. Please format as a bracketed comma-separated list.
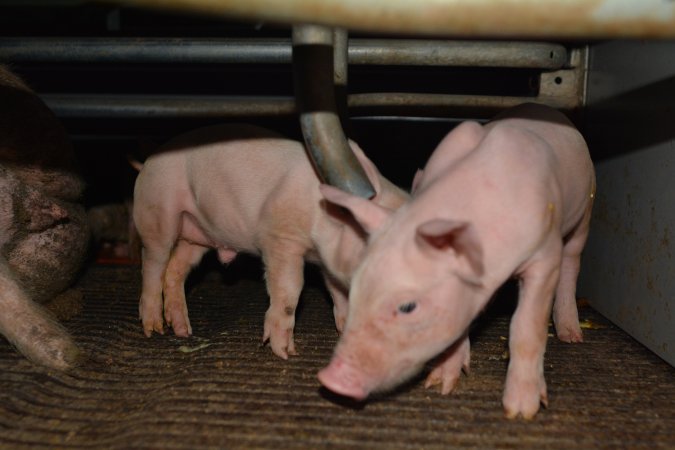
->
[318, 355, 369, 400]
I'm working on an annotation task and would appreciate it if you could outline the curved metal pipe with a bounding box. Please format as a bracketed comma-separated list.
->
[292, 24, 375, 199]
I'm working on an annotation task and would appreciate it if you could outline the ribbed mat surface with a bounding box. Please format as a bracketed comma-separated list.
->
[0, 260, 673, 449]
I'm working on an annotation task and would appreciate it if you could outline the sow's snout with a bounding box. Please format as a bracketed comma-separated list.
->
[318, 355, 370, 401]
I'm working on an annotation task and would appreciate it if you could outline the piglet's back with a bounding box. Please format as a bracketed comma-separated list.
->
[137, 124, 317, 247]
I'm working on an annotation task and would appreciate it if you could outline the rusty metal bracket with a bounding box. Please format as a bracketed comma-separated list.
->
[292, 24, 375, 199]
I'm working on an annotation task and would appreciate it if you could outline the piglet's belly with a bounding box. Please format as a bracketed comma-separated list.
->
[178, 211, 258, 255]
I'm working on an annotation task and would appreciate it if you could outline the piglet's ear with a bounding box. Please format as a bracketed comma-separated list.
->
[415, 219, 484, 282]
[411, 168, 424, 194]
[320, 184, 392, 234]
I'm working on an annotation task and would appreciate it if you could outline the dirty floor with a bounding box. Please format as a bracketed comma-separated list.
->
[0, 259, 673, 449]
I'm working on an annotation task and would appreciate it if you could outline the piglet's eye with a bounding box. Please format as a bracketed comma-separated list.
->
[398, 302, 417, 314]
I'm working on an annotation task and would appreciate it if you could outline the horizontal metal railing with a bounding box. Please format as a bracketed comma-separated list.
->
[0, 38, 567, 69]
[42, 92, 576, 120]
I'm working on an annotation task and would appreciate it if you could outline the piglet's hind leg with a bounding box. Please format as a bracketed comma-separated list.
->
[138, 241, 173, 337]
[552, 252, 583, 343]
[553, 208, 591, 343]
[163, 240, 210, 337]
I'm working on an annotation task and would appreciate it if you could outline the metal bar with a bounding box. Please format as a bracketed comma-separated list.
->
[0, 38, 567, 69]
[348, 93, 577, 118]
[40, 92, 577, 119]
[42, 94, 298, 118]
[333, 29, 350, 132]
[333, 31, 349, 85]
[116, 0, 675, 38]
[349, 40, 567, 68]
[0, 38, 291, 64]
[292, 24, 375, 199]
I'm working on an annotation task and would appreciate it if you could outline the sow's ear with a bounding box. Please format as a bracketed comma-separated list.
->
[320, 184, 392, 234]
[415, 219, 484, 283]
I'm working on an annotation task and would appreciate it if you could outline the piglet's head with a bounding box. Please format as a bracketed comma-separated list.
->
[318, 184, 485, 400]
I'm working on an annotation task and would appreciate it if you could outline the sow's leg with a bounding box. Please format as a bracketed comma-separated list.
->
[0, 258, 81, 370]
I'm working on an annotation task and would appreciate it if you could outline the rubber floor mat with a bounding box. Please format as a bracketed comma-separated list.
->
[0, 260, 673, 449]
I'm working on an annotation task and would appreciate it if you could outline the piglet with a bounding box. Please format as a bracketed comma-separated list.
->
[318, 103, 595, 419]
[88, 200, 141, 263]
[0, 66, 89, 370]
[133, 124, 408, 359]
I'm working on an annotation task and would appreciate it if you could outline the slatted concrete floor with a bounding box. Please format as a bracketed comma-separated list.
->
[0, 259, 673, 449]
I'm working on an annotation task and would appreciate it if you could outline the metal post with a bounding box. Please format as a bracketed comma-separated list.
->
[332, 28, 350, 133]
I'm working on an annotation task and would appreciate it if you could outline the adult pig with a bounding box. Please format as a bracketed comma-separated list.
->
[0, 66, 89, 370]
[318, 103, 595, 419]
[133, 124, 408, 359]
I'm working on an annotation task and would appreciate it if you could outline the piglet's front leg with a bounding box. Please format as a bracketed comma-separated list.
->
[425, 332, 470, 395]
[262, 249, 305, 359]
[503, 249, 560, 420]
[322, 272, 349, 334]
